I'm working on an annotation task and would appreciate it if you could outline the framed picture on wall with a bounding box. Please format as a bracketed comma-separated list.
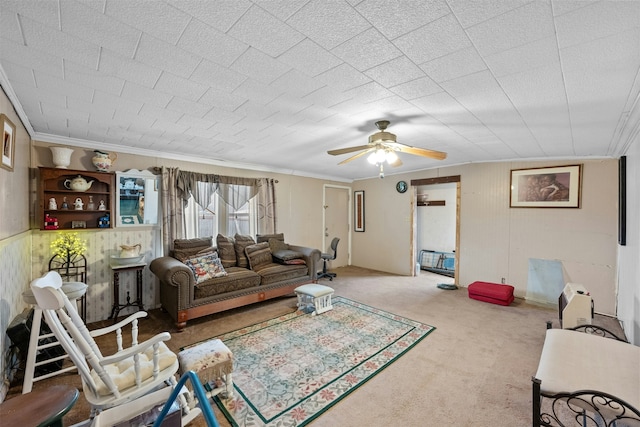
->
[1, 114, 16, 171]
[354, 190, 365, 232]
[510, 164, 582, 208]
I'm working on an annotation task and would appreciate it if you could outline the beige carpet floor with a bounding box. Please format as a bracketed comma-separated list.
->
[6, 266, 624, 426]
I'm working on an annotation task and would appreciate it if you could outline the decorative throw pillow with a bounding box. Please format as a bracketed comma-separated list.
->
[234, 234, 255, 269]
[245, 242, 272, 271]
[173, 236, 214, 261]
[184, 253, 227, 284]
[267, 237, 288, 253]
[272, 249, 305, 261]
[216, 234, 236, 268]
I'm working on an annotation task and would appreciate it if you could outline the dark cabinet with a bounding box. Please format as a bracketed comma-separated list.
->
[38, 167, 115, 230]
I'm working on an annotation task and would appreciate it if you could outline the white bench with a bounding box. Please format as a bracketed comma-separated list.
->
[533, 328, 640, 426]
[295, 284, 334, 315]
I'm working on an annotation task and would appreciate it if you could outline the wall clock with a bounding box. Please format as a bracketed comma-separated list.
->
[396, 181, 408, 193]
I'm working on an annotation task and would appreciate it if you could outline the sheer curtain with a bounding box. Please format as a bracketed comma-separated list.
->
[162, 170, 277, 250]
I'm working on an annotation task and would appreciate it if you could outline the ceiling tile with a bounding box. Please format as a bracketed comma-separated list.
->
[20, 14, 100, 69]
[60, 0, 140, 58]
[315, 63, 372, 92]
[356, 0, 450, 39]
[64, 61, 125, 96]
[134, 33, 201, 78]
[98, 48, 162, 88]
[554, 0, 640, 49]
[104, 0, 190, 45]
[253, 0, 307, 21]
[270, 69, 326, 98]
[420, 46, 487, 83]
[190, 59, 247, 92]
[394, 14, 471, 64]
[121, 80, 172, 108]
[287, 0, 371, 50]
[154, 72, 208, 102]
[278, 38, 343, 77]
[0, 7, 24, 44]
[364, 56, 425, 87]
[168, 0, 251, 32]
[0, 0, 59, 28]
[230, 47, 291, 84]
[390, 76, 442, 100]
[447, 0, 533, 28]
[465, 1, 555, 57]
[166, 97, 212, 119]
[198, 87, 247, 112]
[331, 28, 402, 72]
[178, 19, 248, 68]
[483, 36, 559, 78]
[228, 4, 304, 57]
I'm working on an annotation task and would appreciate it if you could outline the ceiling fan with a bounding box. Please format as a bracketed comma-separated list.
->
[327, 120, 447, 178]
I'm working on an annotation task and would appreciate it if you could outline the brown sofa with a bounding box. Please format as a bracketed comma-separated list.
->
[150, 234, 320, 331]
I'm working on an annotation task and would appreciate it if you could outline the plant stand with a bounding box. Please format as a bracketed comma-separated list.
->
[49, 254, 87, 321]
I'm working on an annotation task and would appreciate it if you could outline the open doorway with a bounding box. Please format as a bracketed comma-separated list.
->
[411, 176, 460, 285]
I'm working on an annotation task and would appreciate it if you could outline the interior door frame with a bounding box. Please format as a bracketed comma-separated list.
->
[322, 184, 351, 266]
[410, 175, 461, 283]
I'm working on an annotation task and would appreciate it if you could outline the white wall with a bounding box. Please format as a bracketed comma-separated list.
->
[353, 160, 620, 316]
[617, 136, 639, 344]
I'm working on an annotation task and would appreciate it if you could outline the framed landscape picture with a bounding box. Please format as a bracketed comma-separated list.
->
[1, 114, 16, 171]
[510, 164, 582, 208]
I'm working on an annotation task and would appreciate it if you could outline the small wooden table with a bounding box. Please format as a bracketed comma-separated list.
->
[109, 261, 146, 322]
[0, 385, 78, 426]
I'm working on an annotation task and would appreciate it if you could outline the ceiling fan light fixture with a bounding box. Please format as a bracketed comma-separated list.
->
[385, 150, 398, 163]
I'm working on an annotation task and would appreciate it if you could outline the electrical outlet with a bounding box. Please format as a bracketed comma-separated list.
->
[501, 277, 505, 284]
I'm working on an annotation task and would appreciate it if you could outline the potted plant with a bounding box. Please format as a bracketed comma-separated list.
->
[49, 232, 87, 281]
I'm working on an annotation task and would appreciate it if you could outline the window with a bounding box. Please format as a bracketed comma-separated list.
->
[185, 193, 257, 239]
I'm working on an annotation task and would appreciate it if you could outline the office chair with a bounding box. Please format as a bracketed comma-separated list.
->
[318, 237, 340, 281]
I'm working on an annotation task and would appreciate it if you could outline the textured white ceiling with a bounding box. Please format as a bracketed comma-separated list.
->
[0, 0, 638, 181]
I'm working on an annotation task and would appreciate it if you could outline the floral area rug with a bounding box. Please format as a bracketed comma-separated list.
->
[209, 296, 435, 427]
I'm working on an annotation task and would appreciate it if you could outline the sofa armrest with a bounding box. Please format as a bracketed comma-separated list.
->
[288, 245, 321, 281]
[149, 256, 194, 311]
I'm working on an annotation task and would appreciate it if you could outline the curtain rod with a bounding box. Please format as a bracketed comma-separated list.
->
[151, 166, 278, 183]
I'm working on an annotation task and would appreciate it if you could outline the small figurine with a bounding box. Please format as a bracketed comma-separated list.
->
[48, 197, 57, 210]
[98, 200, 106, 211]
[74, 197, 84, 210]
[98, 213, 110, 228]
[87, 195, 95, 210]
[44, 213, 59, 230]
[61, 196, 69, 210]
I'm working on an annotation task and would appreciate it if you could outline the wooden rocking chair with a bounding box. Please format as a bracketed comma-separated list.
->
[29, 271, 203, 425]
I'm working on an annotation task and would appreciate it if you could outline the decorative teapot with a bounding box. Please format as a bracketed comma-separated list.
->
[92, 150, 117, 172]
[120, 244, 141, 258]
[64, 175, 95, 192]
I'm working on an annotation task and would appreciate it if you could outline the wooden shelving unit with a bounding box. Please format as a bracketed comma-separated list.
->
[38, 167, 115, 230]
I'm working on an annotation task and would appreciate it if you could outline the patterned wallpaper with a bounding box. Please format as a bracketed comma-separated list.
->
[0, 231, 32, 394]
[31, 227, 161, 323]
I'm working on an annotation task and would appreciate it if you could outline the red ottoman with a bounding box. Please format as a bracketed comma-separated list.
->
[468, 281, 515, 306]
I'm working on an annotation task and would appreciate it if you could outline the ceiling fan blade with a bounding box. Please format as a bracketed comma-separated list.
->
[327, 145, 371, 156]
[395, 145, 447, 160]
[338, 149, 372, 165]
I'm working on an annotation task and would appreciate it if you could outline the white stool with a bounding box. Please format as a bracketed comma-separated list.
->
[178, 339, 233, 400]
[21, 281, 87, 394]
[295, 284, 334, 315]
